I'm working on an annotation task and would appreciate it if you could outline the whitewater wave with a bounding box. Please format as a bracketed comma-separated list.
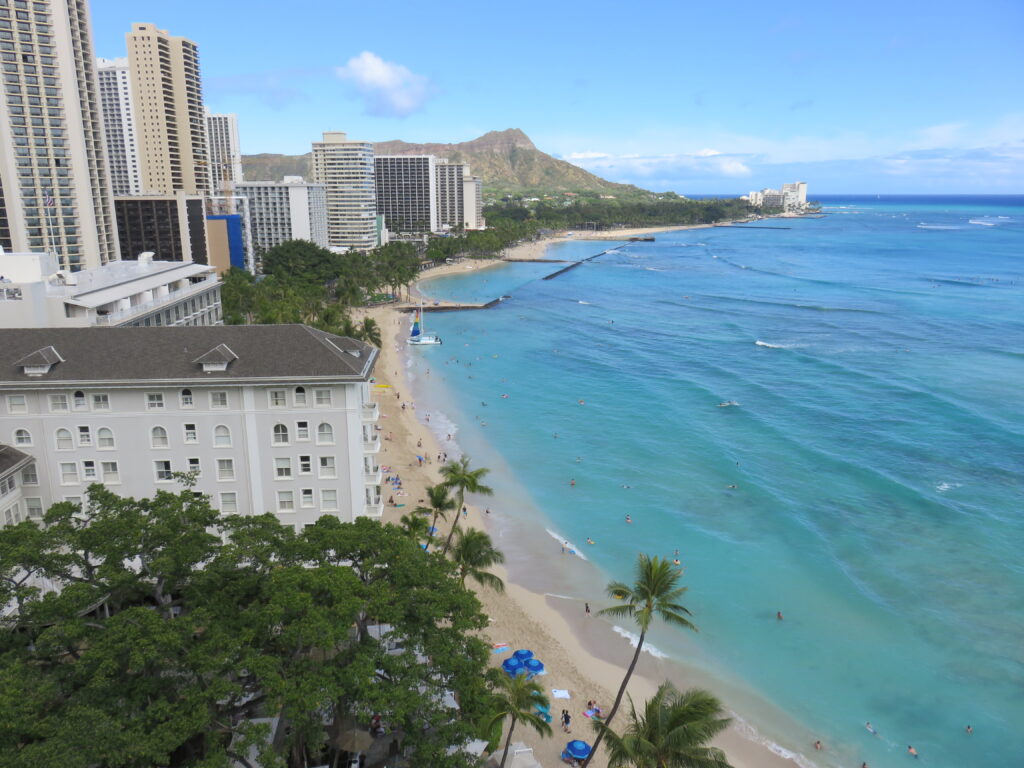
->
[644, 267, 665, 271]
[425, 410, 463, 461]
[577, 300, 592, 305]
[732, 716, 819, 768]
[917, 223, 963, 230]
[936, 482, 962, 493]
[755, 340, 787, 349]
[611, 626, 668, 658]
[969, 219, 996, 226]
[545, 528, 588, 561]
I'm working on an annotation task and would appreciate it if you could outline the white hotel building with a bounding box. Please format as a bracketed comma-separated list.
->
[0, 326, 382, 529]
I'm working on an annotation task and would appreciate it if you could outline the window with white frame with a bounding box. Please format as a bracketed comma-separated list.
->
[274, 457, 292, 478]
[314, 389, 332, 407]
[0, 477, 14, 496]
[317, 423, 334, 444]
[7, 395, 27, 414]
[299, 455, 312, 474]
[151, 426, 169, 448]
[184, 423, 198, 443]
[146, 393, 164, 410]
[318, 456, 336, 478]
[187, 458, 201, 476]
[81, 460, 96, 480]
[294, 386, 307, 406]
[300, 489, 314, 507]
[21, 465, 37, 485]
[13, 428, 31, 446]
[320, 489, 338, 510]
[219, 492, 237, 514]
[77, 426, 91, 446]
[63, 496, 83, 508]
[217, 458, 234, 480]
[101, 461, 119, 482]
[296, 421, 310, 441]
[97, 427, 115, 449]
[214, 425, 231, 447]
[269, 389, 287, 408]
[55, 428, 73, 450]
[72, 391, 87, 410]
[154, 460, 172, 481]
[92, 393, 110, 410]
[210, 391, 228, 409]
[49, 393, 68, 412]
[24, 497, 42, 519]
[272, 424, 289, 444]
[60, 462, 78, 484]
[180, 388, 194, 408]
[277, 490, 294, 511]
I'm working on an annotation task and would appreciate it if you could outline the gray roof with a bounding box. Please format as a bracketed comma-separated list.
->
[0, 444, 32, 477]
[13, 345, 63, 367]
[0, 326, 377, 386]
[192, 343, 238, 366]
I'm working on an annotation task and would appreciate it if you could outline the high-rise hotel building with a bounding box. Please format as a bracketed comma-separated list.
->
[126, 23, 209, 196]
[374, 155, 438, 234]
[0, 0, 119, 270]
[96, 57, 140, 196]
[311, 131, 378, 251]
[205, 110, 241, 193]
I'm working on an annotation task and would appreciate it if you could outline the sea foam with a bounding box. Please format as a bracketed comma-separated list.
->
[610, 626, 668, 658]
[544, 528, 588, 561]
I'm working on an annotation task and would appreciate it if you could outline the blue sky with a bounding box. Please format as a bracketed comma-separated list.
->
[90, 0, 1023, 194]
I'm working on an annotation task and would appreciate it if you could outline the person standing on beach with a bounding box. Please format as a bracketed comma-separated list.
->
[585, 602, 590, 616]
[561, 710, 571, 733]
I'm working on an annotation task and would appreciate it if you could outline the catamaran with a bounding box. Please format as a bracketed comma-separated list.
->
[407, 304, 442, 345]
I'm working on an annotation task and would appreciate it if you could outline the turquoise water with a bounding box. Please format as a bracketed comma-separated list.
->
[409, 197, 1024, 768]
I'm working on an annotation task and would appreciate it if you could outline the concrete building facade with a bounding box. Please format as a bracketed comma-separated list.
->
[311, 131, 378, 251]
[374, 155, 438, 235]
[96, 57, 140, 196]
[0, 326, 382, 529]
[0, 0, 119, 271]
[126, 23, 209, 195]
[205, 111, 242, 193]
[463, 174, 484, 230]
[236, 177, 328, 259]
[114, 192, 206, 263]
[435, 160, 464, 231]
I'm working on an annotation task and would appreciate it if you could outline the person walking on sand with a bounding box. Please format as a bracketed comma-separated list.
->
[561, 710, 571, 733]
[585, 602, 590, 616]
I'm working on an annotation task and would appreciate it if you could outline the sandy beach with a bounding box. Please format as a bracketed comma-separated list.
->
[354, 251, 808, 768]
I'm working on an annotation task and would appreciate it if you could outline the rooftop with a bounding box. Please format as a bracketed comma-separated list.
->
[0, 444, 32, 477]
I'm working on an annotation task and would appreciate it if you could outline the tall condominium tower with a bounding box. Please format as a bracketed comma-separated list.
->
[96, 57, 140, 196]
[463, 174, 484, 230]
[311, 131, 377, 251]
[434, 160, 465, 231]
[205, 110, 242, 193]
[374, 155, 438, 234]
[0, 0, 119, 270]
[126, 23, 209, 195]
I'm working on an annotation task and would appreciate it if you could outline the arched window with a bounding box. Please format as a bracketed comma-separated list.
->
[97, 427, 115, 449]
[214, 425, 231, 447]
[151, 426, 169, 448]
[13, 429, 31, 446]
[55, 428, 73, 450]
[317, 423, 334, 444]
[273, 424, 289, 444]
[180, 388, 194, 408]
[294, 386, 307, 406]
[73, 390, 87, 410]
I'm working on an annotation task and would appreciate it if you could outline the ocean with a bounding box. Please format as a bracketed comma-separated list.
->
[404, 195, 1024, 768]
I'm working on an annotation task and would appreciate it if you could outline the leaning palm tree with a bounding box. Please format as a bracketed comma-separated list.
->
[439, 456, 493, 556]
[452, 528, 505, 592]
[359, 316, 382, 347]
[581, 554, 697, 767]
[415, 484, 456, 553]
[485, 672, 552, 768]
[597, 683, 733, 768]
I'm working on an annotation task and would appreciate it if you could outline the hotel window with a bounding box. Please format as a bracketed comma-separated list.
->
[316, 423, 334, 444]
[72, 390, 87, 410]
[101, 461, 119, 483]
[59, 461, 77, 484]
[55, 428, 72, 450]
[151, 426, 168, 448]
[214, 425, 231, 447]
[180, 388, 193, 408]
[184, 423, 198, 443]
[219, 492, 237, 514]
[63, 496, 82, 508]
[81, 460, 96, 480]
[216, 458, 234, 481]
[314, 389, 332, 407]
[294, 386, 307, 406]
[77, 425, 91, 446]
[97, 427, 115, 449]
[21, 465, 37, 485]
[187, 458, 201, 476]
[277, 490, 294, 512]
[275, 457, 292, 479]
[300, 488, 314, 508]
[24, 497, 42, 520]
[269, 389, 287, 408]
[49, 393, 68, 411]
[210, 391, 228, 408]
[320, 489, 338, 510]
[272, 424, 289, 444]
[154, 460, 172, 482]
[92, 393, 110, 410]
[13, 428, 31, 446]
[7, 395, 26, 413]
[146, 393, 164, 410]
[318, 456, 336, 478]
[296, 421, 310, 441]
[299, 455, 312, 474]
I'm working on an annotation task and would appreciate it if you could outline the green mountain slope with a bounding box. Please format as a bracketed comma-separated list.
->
[241, 129, 645, 196]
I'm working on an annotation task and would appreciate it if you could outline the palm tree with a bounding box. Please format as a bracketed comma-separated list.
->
[416, 485, 456, 553]
[485, 672, 552, 768]
[597, 683, 733, 768]
[451, 528, 505, 592]
[359, 316, 382, 347]
[438, 456, 493, 556]
[582, 555, 697, 767]
[398, 512, 430, 545]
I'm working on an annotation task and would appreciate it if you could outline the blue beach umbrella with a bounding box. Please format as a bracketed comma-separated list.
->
[501, 657, 524, 677]
[524, 658, 545, 676]
[565, 740, 592, 760]
[428, 526, 439, 536]
[513, 649, 534, 662]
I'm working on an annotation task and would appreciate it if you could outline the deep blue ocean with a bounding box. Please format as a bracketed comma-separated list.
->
[406, 196, 1024, 768]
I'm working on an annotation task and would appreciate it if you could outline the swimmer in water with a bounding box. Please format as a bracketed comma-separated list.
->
[865, 722, 877, 736]
[907, 745, 918, 758]
[586, 538, 595, 545]
[673, 558, 681, 566]
[570, 478, 576, 487]
[625, 514, 632, 523]
[777, 611, 784, 621]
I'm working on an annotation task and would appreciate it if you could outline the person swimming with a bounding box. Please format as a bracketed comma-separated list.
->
[673, 558, 681, 566]
[907, 745, 919, 758]
[625, 514, 632, 523]
[865, 722, 877, 736]
[586, 538, 595, 545]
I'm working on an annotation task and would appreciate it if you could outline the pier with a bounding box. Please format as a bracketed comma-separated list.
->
[543, 244, 626, 280]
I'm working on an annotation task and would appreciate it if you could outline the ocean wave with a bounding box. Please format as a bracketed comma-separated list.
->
[917, 223, 963, 230]
[936, 482, 962, 493]
[755, 340, 787, 349]
[644, 267, 665, 271]
[968, 218, 996, 226]
[731, 716, 819, 768]
[577, 300, 592, 305]
[611, 625, 668, 658]
[544, 528, 588, 561]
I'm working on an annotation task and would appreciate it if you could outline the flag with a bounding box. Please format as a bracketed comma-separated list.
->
[44, 193, 55, 208]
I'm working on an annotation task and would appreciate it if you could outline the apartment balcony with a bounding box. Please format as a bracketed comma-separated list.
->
[361, 402, 379, 423]
[92, 274, 219, 326]
[362, 435, 381, 454]
[363, 500, 384, 518]
[364, 465, 382, 485]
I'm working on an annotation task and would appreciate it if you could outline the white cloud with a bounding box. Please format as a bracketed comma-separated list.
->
[696, 148, 721, 157]
[566, 151, 611, 160]
[563, 149, 750, 179]
[335, 52, 434, 117]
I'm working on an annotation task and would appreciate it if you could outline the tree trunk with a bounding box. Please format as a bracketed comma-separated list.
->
[426, 512, 439, 552]
[441, 492, 464, 556]
[580, 628, 646, 767]
[499, 715, 518, 768]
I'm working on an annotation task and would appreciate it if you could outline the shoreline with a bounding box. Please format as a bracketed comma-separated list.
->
[356, 255, 810, 768]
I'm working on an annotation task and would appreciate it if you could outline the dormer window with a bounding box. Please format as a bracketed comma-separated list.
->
[192, 343, 238, 373]
[15, 345, 63, 376]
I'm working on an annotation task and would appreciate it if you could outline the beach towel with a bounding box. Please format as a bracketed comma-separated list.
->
[551, 689, 571, 699]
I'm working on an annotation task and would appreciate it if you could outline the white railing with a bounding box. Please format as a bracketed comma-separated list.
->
[364, 467, 382, 485]
[361, 402, 379, 422]
[93, 276, 219, 325]
[362, 436, 381, 453]
[363, 501, 384, 518]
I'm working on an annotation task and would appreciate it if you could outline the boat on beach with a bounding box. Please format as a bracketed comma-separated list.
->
[407, 304, 442, 345]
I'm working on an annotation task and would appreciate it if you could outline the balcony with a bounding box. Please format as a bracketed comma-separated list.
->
[364, 465, 382, 485]
[363, 500, 384, 518]
[362, 435, 380, 454]
[92, 274, 218, 325]
[361, 402, 379, 422]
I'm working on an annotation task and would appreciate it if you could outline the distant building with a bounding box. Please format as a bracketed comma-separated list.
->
[0, 251, 220, 328]
[206, 111, 243, 193]
[97, 57, 142, 196]
[374, 156, 439, 234]
[114, 194, 208, 265]
[435, 161, 465, 231]
[0, 443, 36, 528]
[463, 174, 485, 230]
[747, 182, 808, 212]
[311, 132, 379, 251]
[205, 214, 247, 274]
[236, 178, 329, 258]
